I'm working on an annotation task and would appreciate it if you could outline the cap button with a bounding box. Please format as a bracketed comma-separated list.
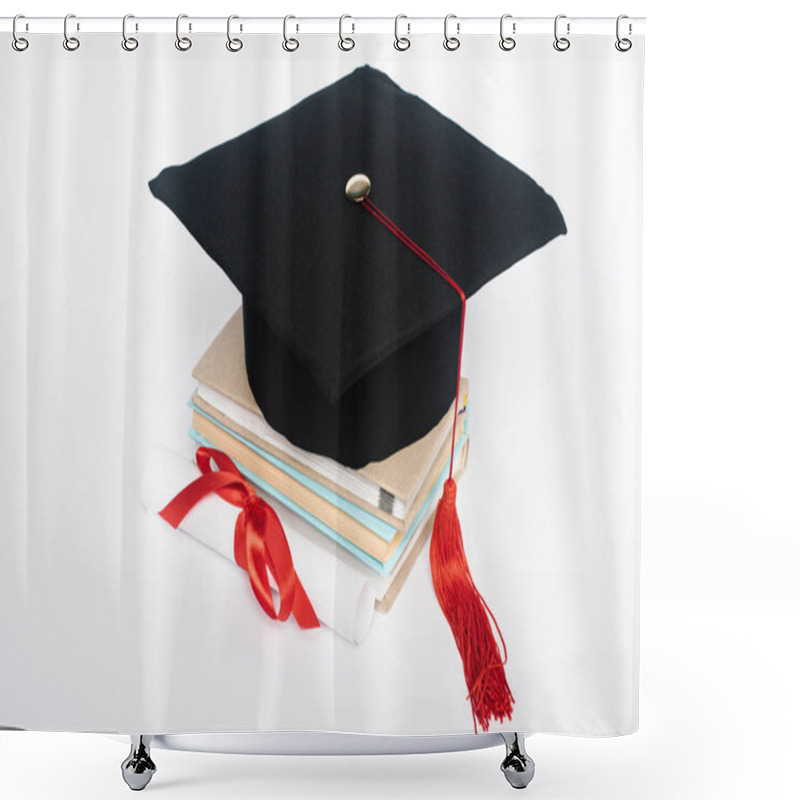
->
[345, 173, 371, 203]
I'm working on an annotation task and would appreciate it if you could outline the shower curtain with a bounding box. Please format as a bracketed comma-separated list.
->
[0, 24, 643, 738]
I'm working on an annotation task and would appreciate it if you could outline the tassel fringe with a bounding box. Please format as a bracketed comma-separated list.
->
[429, 477, 515, 732]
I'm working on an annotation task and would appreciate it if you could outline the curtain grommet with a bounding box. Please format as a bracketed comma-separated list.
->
[338, 14, 355, 51]
[121, 14, 139, 52]
[175, 14, 192, 51]
[282, 15, 299, 52]
[443, 14, 460, 51]
[553, 14, 570, 52]
[499, 14, 516, 51]
[12, 14, 29, 51]
[63, 13, 80, 51]
[226, 15, 243, 52]
[394, 15, 411, 51]
[281, 14, 300, 53]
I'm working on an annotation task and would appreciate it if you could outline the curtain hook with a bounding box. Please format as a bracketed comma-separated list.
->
[226, 14, 243, 52]
[394, 14, 410, 50]
[338, 14, 355, 51]
[553, 14, 570, 52]
[283, 15, 299, 51]
[443, 13, 460, 51]
[63, 13, 80, 51]
[499, 14, 516, 51]
[175, 13, 192, 51]
[122, 14, 139, 51]
[12, 14, 29, 51]
[615, 14, 632, 51]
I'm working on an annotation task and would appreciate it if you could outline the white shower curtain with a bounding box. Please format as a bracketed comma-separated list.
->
[0, 27, 642, 737]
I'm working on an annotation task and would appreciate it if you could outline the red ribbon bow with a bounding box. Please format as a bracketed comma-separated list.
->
[158, 446, 319, 630]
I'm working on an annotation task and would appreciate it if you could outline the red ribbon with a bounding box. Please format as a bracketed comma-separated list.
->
[158, 446, 320, 630]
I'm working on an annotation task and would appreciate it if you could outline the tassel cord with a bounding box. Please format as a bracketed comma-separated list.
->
[362, 197, 464, 480]
[360, 196, 514, 732]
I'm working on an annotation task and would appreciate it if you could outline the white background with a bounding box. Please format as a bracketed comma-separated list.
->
[1, 1, 798, 799]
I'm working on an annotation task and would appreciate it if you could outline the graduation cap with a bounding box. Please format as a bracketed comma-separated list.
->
[149, 65, 566, 731]
[149, 65, 565, 470]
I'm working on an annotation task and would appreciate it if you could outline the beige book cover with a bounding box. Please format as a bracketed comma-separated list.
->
[193, 409, 466, 565]
[193, 389, 467, 536]
[192, 307, 468, 507]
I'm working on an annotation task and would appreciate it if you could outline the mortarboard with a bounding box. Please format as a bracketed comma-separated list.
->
[149, 65, 566, 732]
[149, 65, 566, 470]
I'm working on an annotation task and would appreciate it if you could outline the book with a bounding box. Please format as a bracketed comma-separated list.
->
[190, 406, 468, 564]
[192, 307, 468, 520]
[191, 391, 469, 537]
[188, 424, 470, 577]
[373, 440, 470, 613]
[192, 397, 393, 542]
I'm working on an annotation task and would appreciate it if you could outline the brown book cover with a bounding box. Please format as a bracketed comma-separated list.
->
[193, 409, 467, 565]
[375, 440, 469, 614]
[192, 307, 468, 510]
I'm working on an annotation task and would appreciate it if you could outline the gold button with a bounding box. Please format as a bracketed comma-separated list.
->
[345, 173, 371, 203]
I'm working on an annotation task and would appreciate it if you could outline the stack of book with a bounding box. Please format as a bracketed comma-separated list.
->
[189, 308, 470, 613]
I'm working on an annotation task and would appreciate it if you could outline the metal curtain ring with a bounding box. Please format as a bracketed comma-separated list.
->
[443, 14, 460, 51]
[226, 15, 243, 51]
[63, 13, 80, 51]
[12, 14, 29, 51]
[553, 14, 570, 51]
[122, 14, 138, 51]
[338, 14, 355, 51]
[283, 15, 299, 51]
[175, 14, 192, 50]
[615, 14, 632, 51]
[499, 13, 516, 51]
[394, 14, 410, 51]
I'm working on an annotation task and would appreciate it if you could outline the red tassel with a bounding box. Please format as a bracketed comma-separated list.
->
[430, 477, 515, 732]
[354, 195, 514, 730]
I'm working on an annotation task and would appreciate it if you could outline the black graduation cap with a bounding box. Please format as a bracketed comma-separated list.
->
[149, 65, 566, 468]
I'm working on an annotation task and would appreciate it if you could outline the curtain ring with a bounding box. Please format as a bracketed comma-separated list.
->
[553, 14, 570, 51]
[394, 14, 410, 51]
[12, 14, 29, 52]
[226, 15, 243, 51]
[615, 14, 632, 52]
[338, 14, 355, 51]
[63, 13, 80, 51]
[499, 14, 516, 51]
[443, 14, 460, 51]
[122, 14, 138, 51]
[283, 15, 299, 51]
[175, 14, 192, 50]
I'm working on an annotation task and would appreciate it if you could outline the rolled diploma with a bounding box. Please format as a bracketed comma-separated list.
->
[141, 445, 376, 645]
